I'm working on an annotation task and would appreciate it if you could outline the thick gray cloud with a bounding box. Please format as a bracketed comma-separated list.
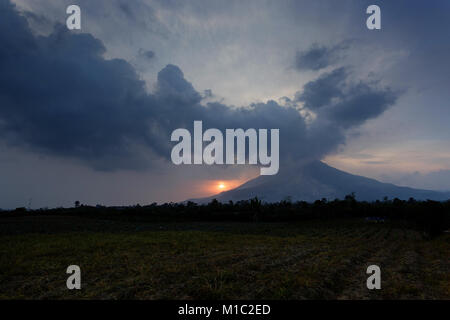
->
[295, 42, 349, 71]
[296, 68, 347, 109]
[329, 83, 397, 129]
[0, 0, 399, 173]
[0, 1, 160, 170]
[297, 67, 397, 129]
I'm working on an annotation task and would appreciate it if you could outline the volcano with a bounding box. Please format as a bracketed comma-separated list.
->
[190, 161, 450, 204]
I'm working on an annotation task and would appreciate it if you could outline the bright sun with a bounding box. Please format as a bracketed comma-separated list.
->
[218, 183, 225, 190]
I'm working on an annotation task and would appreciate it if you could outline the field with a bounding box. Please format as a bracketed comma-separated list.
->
[0, 215, 449, 299]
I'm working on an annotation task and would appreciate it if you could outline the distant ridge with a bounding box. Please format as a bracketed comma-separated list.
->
[189, 161, 450, 204]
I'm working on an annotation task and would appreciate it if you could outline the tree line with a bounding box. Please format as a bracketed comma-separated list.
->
[4, 193, 450, 237]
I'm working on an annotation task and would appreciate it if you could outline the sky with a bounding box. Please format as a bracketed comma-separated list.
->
[1, 0, 450, 208]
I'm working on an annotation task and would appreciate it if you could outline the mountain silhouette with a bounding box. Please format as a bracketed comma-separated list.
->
[190, 161, 450, 203]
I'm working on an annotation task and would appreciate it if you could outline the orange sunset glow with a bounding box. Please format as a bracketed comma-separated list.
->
[200, 179, 245, 195]
[215, 181, 236, 192]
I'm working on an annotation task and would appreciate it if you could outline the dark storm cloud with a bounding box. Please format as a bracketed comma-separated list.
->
[328, 82, 397, 129]
[0, 0, 159, 170]
[295, 42, 350, 71]
[296, 66, 397, 132]
[0, 0, 399, 171]
[151, 65, 310, 161]
[296, 68, 347, 109]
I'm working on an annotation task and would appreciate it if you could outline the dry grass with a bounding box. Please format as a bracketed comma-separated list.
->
[0, 216, 448, 299]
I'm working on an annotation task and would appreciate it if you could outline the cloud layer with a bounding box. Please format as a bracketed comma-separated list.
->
[0, 0, 398, 172]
